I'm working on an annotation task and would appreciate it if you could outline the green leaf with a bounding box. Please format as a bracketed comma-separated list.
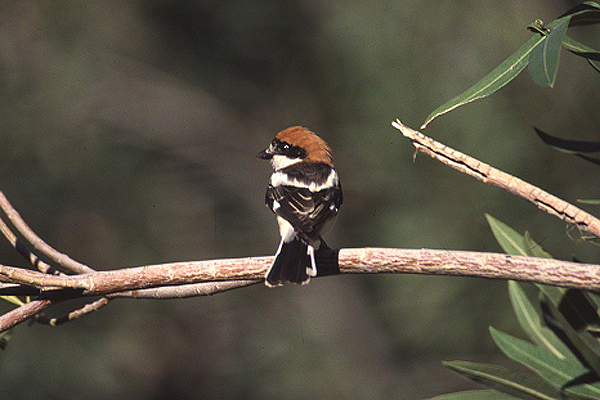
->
[534, 127, 600, 154]
[562, 2, 600, 27]
[535, 285, 567, 312]
[490, 327, 600, 399]
[538, 289, 600, 376]
[486, 215, 552, 258]
[522, 232, 552, 259]
[486, 214, 529, 256]
[583, 291, 600, 313]
[420, 34, 539, 128]
[562, 35, 600, 61]
[428, 390, 519, 400]
[509, 281, 577, 361]
[421, 2, 600, 127]
[538, 286, 600, 331]
[577, 199, 600, 205]
[1, 295, 24, 306]
[443, 360, 565, 399]
[528, 19, 569, 87]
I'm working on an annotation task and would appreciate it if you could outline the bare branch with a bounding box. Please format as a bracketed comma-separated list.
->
[2, 248, 600, 332]
[110, 280, 259, 299]
[391, 119, 600, 239]
[34, 297, 111, 326]
[0, 264, 90, 290]
[0, 298, 53, 332]
[0, 192, 95, 274]
[339, 248, 600, 290]
[3, 249, 600, 295]
[0, 215, 60, 275]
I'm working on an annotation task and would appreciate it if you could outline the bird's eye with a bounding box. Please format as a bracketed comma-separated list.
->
[283, 143, 290, 150]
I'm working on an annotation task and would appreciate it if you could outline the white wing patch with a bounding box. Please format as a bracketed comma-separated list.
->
[270, 169, 339, 192]
[272, 199, 281, 211]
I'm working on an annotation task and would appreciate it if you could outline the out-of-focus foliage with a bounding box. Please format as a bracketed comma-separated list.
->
[0, 1, 599, 399]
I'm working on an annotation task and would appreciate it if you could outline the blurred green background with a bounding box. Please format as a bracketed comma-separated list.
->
[0, 0, 599, 398]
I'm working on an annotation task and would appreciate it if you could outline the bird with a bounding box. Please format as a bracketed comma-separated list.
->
[258, 126, 342, 286]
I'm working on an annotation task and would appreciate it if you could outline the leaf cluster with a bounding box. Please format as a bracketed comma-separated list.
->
[421, 2, 600, 129]
[423, 3, 600, 398]
[431, 216, 600, 399]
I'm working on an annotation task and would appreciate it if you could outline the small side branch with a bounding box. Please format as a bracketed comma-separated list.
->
[111, 280, 259, 299]
[391, 119, 600, 239]
[0, 192, 95, 274]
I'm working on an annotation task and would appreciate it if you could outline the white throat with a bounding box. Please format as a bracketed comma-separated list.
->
[271, 155, 302, 170]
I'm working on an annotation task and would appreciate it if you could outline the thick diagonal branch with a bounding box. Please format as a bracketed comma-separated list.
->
[391, 119, 600, 239]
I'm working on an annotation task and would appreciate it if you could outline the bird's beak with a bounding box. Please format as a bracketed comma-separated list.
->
[257, 147, 273, 159]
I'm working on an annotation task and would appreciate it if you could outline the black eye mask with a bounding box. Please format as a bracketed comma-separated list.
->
[273, 138, 307, 159]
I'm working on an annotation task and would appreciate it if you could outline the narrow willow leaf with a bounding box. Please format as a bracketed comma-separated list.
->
[582, 292, 600, 332]
[522, 232, 552, 259]
[528, 19, 569, 87]
[562, 2, 600, 27]
[575, 154, 600, 166]
[534, 127, 600, 153]
[586, 59, 600, 74]
[509, 281, 577, 361]
[490, 327, 600, 399]
[562, 36, 600, 61]
[427, 390, 519, 400]
[577, 199, 600, 205]
[536, 128, 600, 166]
[486, 214, 528, 256]
[536, 284, 566, 302]
[420, 3, 600, 127]
[539, 287, 600, 332]
[0, 295, 24, 306]
[443, 360, 564, 399]
[420, 34, 540, 128]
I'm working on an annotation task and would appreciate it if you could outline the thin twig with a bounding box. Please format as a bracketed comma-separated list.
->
[391, 119, 600, 239]
[0, 216, 60, 275]
[0, 280, 259, 331]
[0, 264, 90, 290]
[0, 283, 40, 296]
[110, 280, 259, 299]
[0, 192, 95, 274]
[34, 297, 111, 326]
[0, 194, 109, 329]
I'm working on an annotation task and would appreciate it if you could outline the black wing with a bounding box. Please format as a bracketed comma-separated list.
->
[266, 183, 342, 242]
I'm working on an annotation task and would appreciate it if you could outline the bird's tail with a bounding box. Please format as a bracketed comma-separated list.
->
[265, 238, 316, 287]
